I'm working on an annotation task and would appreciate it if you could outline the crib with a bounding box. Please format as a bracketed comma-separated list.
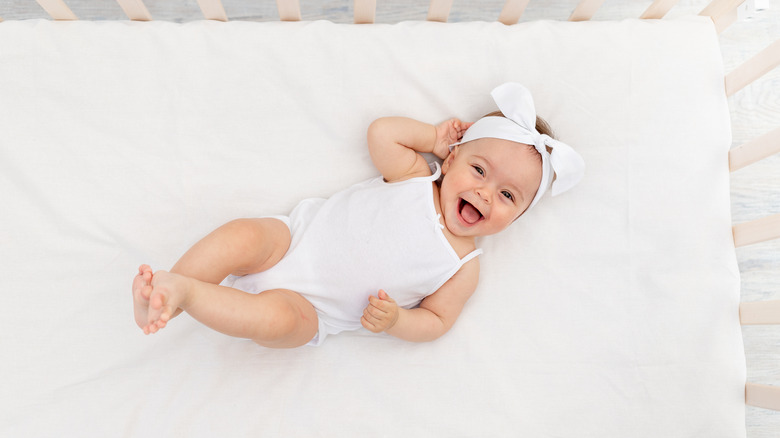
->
[1, 0, 778, 436]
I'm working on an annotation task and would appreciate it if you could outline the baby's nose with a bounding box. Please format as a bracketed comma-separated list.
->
[476, 188, 490, 204]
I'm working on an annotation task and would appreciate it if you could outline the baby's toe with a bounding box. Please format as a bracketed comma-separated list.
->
[141, 285, 152, 300]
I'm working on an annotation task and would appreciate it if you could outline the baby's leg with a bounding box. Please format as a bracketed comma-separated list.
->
[132, 218, 290, 332]
[146, 270, 318, 348]
[171, 217, 291, 282]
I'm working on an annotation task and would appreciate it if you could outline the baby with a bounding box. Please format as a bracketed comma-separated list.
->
[131, 82, 584, 348]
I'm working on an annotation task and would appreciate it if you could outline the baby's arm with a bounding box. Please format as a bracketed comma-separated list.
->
[361, 258, 479, 342]
[368, 117, 471, 183]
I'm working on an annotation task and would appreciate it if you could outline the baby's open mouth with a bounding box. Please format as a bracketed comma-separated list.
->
[458, 198, 483, 225]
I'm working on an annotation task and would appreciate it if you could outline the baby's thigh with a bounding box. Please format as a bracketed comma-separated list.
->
[253, 289, 319, 349]
[230, 217, 291, 276]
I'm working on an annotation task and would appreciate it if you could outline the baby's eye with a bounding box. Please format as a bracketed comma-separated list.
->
[472, 165, 484, 176]
[501, 190, 514, 201]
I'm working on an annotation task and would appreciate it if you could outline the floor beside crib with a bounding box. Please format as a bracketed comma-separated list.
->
[2, 0, 778, 436]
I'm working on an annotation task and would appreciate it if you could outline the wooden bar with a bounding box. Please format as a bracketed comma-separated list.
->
[36, 0, 78, 20]
[354, 0, 376, 24]
[640, 0, 679, 19]
[725, 39, 780, 96]
[196, 0, 227, 21]
[115, 0, 152, 21]
[746, 383, 780, 411]
[277, 0, 301, 22]
[740, 300, 780, 325]
[498, 0, 531, 25]
[427, 0, 453, 22]
[733, 213, 780, 247]
[699, 0, 745, 33]
[729, 127, 780, 172]
[568, 0, 606, 21]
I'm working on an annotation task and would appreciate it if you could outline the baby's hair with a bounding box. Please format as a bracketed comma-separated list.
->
[481, 110, 556, 140]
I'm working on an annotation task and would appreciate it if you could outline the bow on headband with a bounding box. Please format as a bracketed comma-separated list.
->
[449, 82, 585, 211]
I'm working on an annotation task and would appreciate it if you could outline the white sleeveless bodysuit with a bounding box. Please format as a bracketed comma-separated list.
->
[222, 163, 482, 346]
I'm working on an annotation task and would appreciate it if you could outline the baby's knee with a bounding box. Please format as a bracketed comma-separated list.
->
[222, 218, 290, 275]
[252, 291, 296, 335]
[252, 290, 318, 347]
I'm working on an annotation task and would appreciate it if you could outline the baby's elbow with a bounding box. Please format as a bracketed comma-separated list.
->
[367, 118, 388, 138]
[426, 315, 454, 342]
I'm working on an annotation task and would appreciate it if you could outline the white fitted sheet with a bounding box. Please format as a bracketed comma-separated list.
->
[0, 17, 744, 437]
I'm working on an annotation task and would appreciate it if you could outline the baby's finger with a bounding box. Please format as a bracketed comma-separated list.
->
[369, 295, 390, 310]
[360, 315, 374, 331]
[365, 303, 386, 320]
[377, 290, 396, 306]
[361, 314, 381, 333]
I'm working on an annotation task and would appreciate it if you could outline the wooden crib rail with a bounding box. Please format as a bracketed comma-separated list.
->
[741, 300, 780, 325]
[729, 128, 780, 172]
[746, 383, 780, 411]
[700, 0, 745, 33]
[640, 0, 680, 19]
[35, 0, 77, 20]
[733, 214, 780, 248]
[741, 306, 780, 413]
[116, 0, 151, 21]
[569, 0, 607, 22]
[197, 0, 227, 22]
[726, 39, 780, 97]
[20, 0, 755, 25]
[498, 0, 531, 25]
[427, 0, 452, 22]
[354, 0, 376, 24]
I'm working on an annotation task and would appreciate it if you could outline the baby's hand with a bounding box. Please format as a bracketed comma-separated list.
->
[433, 118, 473, 159]
[361, 289, 399, 333]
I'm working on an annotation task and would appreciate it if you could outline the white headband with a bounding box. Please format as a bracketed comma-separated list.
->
[449, 82, 585, 211]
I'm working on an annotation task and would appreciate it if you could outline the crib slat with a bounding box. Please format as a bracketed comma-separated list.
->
[699, 0, 745, 33]
[746, 383, 780, 411]
[640, 0, 679, 19]
[725, 39, 780, 96]
[740, 300, 780, 325]
[277, 0, 301, 21]
[115, 0, 152, 21]
[568, 0, 606, 21]
[733, 213, 780, 247]
[196, 0, 227, 21]
[729, 127, 780, 172]
[498, 0, 531, 25]
[36, 0, 78, 20]
[354, 0, 376, 24]
[427, 0, 453, 22]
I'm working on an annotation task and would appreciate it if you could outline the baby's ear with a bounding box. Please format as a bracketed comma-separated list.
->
[441, 146, 458, 174]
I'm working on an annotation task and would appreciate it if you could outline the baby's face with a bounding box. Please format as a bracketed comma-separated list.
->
[439, 138, 543, 237]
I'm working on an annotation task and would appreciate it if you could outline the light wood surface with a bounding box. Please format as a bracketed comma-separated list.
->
[0, 0, 778, 435]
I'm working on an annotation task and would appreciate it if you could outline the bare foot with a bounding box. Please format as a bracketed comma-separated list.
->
[132, 264, 154, 333]
[144, 270, 192, 335]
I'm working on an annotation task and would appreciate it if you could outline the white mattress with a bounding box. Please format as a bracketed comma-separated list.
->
[0, 17, 744, 436]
